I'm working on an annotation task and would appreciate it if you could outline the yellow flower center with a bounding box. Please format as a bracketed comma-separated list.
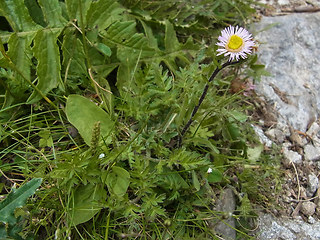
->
[227, 35, 244, 52]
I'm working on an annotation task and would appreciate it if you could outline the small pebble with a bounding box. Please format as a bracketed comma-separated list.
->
[300, 201, 317, 216]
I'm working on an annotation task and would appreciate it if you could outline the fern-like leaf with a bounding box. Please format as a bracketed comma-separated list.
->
[38, 0, 67, 27]
[86, 0, 125, 30]
[27, 29, 63, 103]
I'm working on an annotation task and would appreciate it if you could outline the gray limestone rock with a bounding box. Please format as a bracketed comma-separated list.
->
[253, 11, 320, 240]
[253, 12, 320, 132]
[252, 124, 273, 147]
[257, 214, 320, 240]
[265, 128, 286, 143]
[304, 144, 320, 161]
[213, 188, 236, 240]
[282, 143, 302, 166]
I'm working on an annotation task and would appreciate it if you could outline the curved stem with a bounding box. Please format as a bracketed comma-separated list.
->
[179, 60, 239, 146]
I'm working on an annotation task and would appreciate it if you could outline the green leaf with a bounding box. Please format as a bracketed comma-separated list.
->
[0, 178, 42, 225]
[69, 184, 107, 226]
[86, 0, 124, 30]
[192, 170, 200, 191]
[164, 20, 179, 53]
[0, 0, 40, 31]
[207, 169, 223, 183]
[105, 166, 130, 197]
[62, 28, 87, 75]
[247, 145, 263, 163]
[5, 33, 33, 98]
[65, 0, 91, 22]
[27, 29, 63, 103]
[38, 0, 67, 27]
[65, 94, 114, 146]
[24, 0, 46, 27]
[229, 110, 248, 123]
[95, 43, 112, 57]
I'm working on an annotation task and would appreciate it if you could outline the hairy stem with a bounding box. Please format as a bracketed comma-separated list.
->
[179, 60, 239, 146]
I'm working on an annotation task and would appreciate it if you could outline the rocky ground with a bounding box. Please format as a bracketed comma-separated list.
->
[250, 0, 320, 239]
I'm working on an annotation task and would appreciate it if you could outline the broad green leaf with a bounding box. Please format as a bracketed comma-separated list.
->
[207, 169, 223, 183]
[69, 184, 107, 226]
[105, 166, 130, 197]
[65, 94, 114, 146]
[28, 29, 63, 103]
[0, 0, 40, 31]
[0, 178, 42, 225]
[86, 0, 124, 30]
[38, 0, 67, 27]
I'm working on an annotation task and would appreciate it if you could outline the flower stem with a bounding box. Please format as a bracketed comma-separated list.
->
[178, 60, 239, 146]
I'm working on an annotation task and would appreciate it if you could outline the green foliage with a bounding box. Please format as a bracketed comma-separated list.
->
[0, 0, 281, 239]
[65, 94, 114, 146]
[69, 183, 107, 226]
[0, 178, 42, 239]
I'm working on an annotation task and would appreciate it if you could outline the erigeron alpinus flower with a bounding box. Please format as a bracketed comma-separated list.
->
[216, 25, 255, 62]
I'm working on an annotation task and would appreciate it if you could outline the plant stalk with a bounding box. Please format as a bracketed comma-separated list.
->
[179, 60, 239, 146]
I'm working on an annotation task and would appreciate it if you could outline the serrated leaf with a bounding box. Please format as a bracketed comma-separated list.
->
[164, 20, 179, 53]
[65, 0, 91, 23]
[62, 28, 87, 75]
[140, 20, 158, 49]
[105, 166, 130, 196]
[27, 29, 63, 103]
[65, 94, 114, 146]
[6, 33, 33, 96]
[86, 0, 124, 30]
[69, 184, 107, 226]
[24, 0, 46, 27]
[0, 178, 42, 225]
[0, 0, 40, 31]
[38, 0, 67, 27]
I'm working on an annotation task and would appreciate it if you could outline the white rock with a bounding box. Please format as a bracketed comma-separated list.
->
[304, 144, 320, 161]
[306, 122, 320, 138]
[282, 145, 302, 165]
[251, 124, 273, 147]
[308, 216, 316, 224]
